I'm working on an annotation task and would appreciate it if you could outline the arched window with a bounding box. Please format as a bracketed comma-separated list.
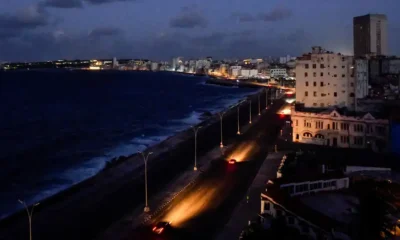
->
[315, 134, 325, 139]
[303, 132, 313, 138]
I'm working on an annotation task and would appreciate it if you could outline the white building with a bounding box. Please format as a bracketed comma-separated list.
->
[354, 59, 369, 101]
[229, 66, 242, 77]
[150, 62, 159, 71]
[295, 46, 355, 109]
[240, 69, 258, 78]
[261, 173, 351, 240]
[112, 57, 118, 69]
[195, 59, 211, 70]
[291, 106, 389, 152]
[279, 55, 296, 64]
[270, 68, 288, 78]
[172, 57, 183, 71]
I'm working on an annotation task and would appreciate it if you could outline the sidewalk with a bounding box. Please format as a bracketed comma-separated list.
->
[97, 111, 265, 240]
[215, 151, 290, 240]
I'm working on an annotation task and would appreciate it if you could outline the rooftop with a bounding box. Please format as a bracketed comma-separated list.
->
[300, 192, 359, 224]
[293, 104, 390, 120]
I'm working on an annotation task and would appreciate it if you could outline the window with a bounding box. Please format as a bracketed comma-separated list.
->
[313, 81, 316, 87]
[332, 122, 339, 130]
[313, 91, 317, 97]
[295, 120, 298, 126]
[305, 64, 309, 69]
[296, 134, 299, 140]
[304, 120, 311, 128]
[321, 93, 326, 97]
[354, 124, 364, 132]
[342, 57, 345, 61]
[264, 202, 271, 212]
[316, 121, 324, 129]
[321, 57, 324, 60]
[340, 135, 349, 143]
[354, 136, 364, 145]
[305, 72, 308, 77]
[333, 74, 337, 77]
[340, 123, 349, 131]
[313, 103, 317, 106]
[376, 126, 386, 136]
[333, 65, 337, 68]
[312, 64, 316, 69]
[320, 64, 325, 68]
[313, 72, 317, 77]
[327, 124, 330, 130]
[350, 82, 354, 87]
[320, 72, 324, 77]
[342, 74, 345, 77]
[342, 65, 345, 69]
[305, 91, 308, 97]
[305, 81, 309, 86]
[320, 103, 325, 107]
[334, 92, 337, 97]
[349, 93, 355, 97]
[320, 82, 324, 87]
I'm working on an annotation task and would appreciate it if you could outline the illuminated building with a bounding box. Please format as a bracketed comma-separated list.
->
[353, 14, 388, 57]
[295, 46, 355, 109]
[291, 105, 389, 152]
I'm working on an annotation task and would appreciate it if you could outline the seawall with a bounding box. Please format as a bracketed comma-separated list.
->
[0, 87, 280, 240]
[206, 77, 268, 89]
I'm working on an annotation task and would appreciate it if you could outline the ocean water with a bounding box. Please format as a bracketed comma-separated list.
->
[0, 70, 258, 219]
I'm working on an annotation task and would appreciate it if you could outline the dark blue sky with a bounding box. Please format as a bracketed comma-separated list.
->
[0, 0, 399, 61]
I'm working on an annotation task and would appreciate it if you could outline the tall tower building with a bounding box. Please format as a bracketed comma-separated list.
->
[353, 14, 388, 57]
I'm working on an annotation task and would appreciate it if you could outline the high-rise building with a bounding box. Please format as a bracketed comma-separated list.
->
[295, 46, 355, 109]
[353, 14, 388, 57]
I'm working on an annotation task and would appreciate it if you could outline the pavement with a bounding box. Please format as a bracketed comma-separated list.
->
[215, 151, 289, 240]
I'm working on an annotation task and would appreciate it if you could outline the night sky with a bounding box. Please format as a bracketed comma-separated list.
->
[0, 0, 399, 61]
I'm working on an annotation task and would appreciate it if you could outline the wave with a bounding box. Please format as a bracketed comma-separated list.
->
[2, 89, 259, 221]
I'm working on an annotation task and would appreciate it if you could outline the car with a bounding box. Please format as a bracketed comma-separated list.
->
[229, 159, 237, 164]
[152, 221, 170, 234]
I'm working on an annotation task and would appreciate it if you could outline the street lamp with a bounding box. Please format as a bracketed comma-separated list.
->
[258, 94, 261, 116]
[249, 100, 252, 124]
[218, 112, 225, 148]
[138, 151, 153, 213]
[18, 199, 39, 240]
[191, 126, 202, 171]
[237, 104, 241, 135]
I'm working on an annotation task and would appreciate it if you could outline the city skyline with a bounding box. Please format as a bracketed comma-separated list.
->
[0, 0, 399, 61]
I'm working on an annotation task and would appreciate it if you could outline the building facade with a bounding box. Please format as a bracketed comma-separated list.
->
[270, 68, 288, 78]
[353, 14, 388, 57]
[295, 47, 355, 109]
[354, 59, 369, 101]
[291, 106, 389, 152]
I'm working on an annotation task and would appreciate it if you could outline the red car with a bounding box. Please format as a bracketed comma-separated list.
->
[152, 221, 170, 234]
[229, 159, 237, 164]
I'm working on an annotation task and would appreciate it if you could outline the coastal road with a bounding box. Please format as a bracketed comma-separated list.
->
[121, 102, 285, 240]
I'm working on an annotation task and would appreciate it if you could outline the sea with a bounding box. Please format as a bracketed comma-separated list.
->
[0, 70, 258, 220]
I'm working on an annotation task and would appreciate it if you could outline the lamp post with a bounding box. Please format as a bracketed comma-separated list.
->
[191, 126, 202, 171]
[218, 112, 225, 148]
[249, 100, 252, 124]
[237, 104, 241, 135]
[258, 94, 261, 116]
[18, 200, 39, 240]
[138, 151, 153, 213]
